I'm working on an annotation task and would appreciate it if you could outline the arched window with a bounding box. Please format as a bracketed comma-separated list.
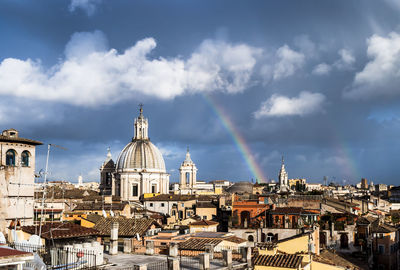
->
[6, 149, 16, 166]
[21, 151, 30, 167]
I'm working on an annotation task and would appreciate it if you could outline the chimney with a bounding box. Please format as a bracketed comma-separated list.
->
[109, 222, 119, 255]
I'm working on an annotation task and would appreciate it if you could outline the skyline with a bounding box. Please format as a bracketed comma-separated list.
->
[1, 1, 400, 185]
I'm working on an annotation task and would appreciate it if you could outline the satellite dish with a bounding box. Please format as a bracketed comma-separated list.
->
[0, 232, 6, 243]
[102, 210, 107, 218]
[136, 233, 140, 241]
[110, 210, 115, 217]
[28, 235, 41, 246]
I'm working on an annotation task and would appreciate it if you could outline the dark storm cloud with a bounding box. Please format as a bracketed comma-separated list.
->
[1, 0, 400, 184]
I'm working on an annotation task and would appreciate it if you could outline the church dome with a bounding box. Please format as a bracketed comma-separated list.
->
[115, 106, 166, 173]
[116, 140, 166, 172]
[226, 181, 253, 194]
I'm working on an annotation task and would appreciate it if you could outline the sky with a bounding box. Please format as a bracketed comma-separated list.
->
[1, 0, 400, 185]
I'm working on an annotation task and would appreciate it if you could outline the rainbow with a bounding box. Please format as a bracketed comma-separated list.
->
[202, 94, 268, 182]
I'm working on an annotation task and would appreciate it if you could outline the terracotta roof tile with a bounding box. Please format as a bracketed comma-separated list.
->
[253, 254, 303, 268]
[93, 217, 160, 237]
[0, 247, 32, 258]
[223, 236, 247, 244]
[271, 207, 320, 215]
[189, 220, 219, 226]
[0, 135, 42, 145]
[74, 202, 128, 211]
[179, 238, 222, 250]
[21, 223, 98, 240]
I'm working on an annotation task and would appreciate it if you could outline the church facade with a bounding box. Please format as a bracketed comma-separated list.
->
[100, 107, 170, 201]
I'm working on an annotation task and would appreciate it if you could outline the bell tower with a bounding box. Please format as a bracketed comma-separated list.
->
[179, 147, 198, 189]
[279, 156, 288, 187]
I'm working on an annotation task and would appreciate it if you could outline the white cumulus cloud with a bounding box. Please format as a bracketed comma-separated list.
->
[312, 63, 332, 75]
[0, 31, 262, 107]
[254, 91, 326, 118]
[69, 0, 102, 16]
[334, 48, 355, 70]
[344, 32, 400, 99]
[273, 45, 305, 80]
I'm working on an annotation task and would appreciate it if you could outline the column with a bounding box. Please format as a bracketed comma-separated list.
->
[145, 240, 154, 255]
[199, 253, 210, 270]
[110, 222, 119, 255]
[168, 257, 180, 270]
[124, 238, 132, 253]
[169, 242, 179, 257]
[222, 249, 232, 268]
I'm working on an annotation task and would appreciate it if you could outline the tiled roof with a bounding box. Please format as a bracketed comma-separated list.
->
[0, 135, 42, 145]
[371, 222, 397, 233]
[0, 247, 32, 259]
[189, 220, 219, 226]
[35, 188, 99, 200]
[83, 214, 103, 224]
[271, 207, 319, 215]
[93, 217, 160, 237]
[196, 202, 217, 208]
[357, 216, 377, 225]
[179, 238, 222, 250]
[74, 202, 128, 211]
[253, 254, 303, 268]
[256, 242, 277, 250]
[316, 250, 362, 270]
[143, 194, 216, 202]
[21, 223, 98, 240]
[223, 236, 247, 244]
[144, 194, 197, 201]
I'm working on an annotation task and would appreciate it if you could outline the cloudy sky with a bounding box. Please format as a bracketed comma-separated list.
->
[1, 0, 400, 185]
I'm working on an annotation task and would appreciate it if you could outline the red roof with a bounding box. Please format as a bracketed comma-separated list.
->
[190, 220, 219, 226]
[21, 222, 98, 240]
[0, 247, 32, 258]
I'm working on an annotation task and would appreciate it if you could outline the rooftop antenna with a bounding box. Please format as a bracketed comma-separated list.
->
[38, 144, 67, 239]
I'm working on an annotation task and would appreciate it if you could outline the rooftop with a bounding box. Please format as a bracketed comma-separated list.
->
[0, 129, 42, 145]
[21, 223, 98, 240]
[74, 202, 128, 211]
[143, 194, 215, 202]
[253, 254, 303, 268]
[93, 217, 160, 237]
[189, 220, 219, 226]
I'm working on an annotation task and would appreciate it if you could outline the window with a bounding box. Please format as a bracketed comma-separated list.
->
[106, 172, 112, 186]
[181, 203, 184, 207]
[152, 184, 157, 193]
[172, 210, 176, 216]
[378, 244, 385, 254]
[149, 203, 153, 207]
[6, 149, 16, 166]
[161, 203, 165, 207]
[132, 184, 138, 197]
[21, 151, 30, 167]
[203, 216, 207, 220]
[248, 235, 254, 242]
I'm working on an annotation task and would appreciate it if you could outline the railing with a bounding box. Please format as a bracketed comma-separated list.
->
[179, 256, 200, 270]
[8, 242, 98, 270]
[147, 260, 168, 270]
